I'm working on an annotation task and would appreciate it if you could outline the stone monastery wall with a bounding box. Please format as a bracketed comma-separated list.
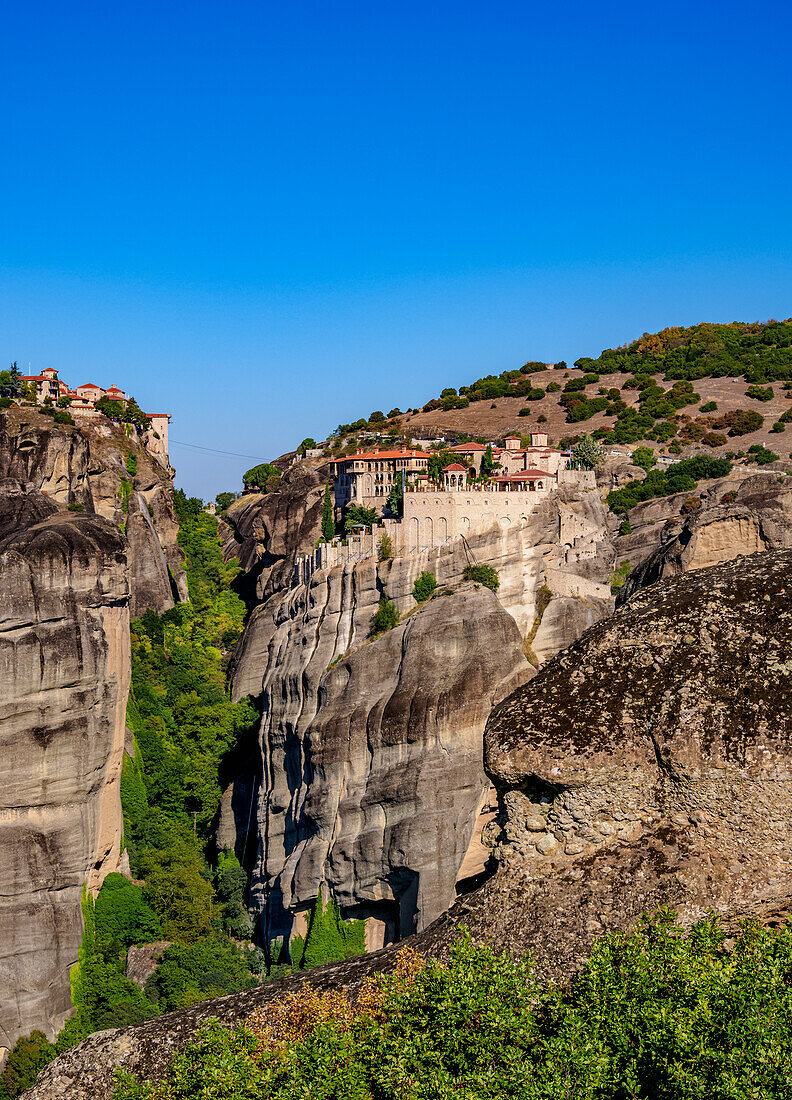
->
[294, 469, 596, 586]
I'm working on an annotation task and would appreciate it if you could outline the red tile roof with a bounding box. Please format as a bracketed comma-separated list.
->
[493, 470, 555, 480]
[341, 449, 428, 461]
[78, 383, 102, 390]
[449, 442, 487, 451]
[442, 463, 468, 471]
[145, 413, 171, 419]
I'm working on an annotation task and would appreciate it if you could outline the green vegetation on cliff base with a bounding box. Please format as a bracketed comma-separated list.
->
[289, 894, 366, 972]
[114, 912, 792, 1100]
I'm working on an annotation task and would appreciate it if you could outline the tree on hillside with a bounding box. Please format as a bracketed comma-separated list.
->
[298, 437, 317, 454]
[321, 483, 335, 541]
[215, 492, 236, 511]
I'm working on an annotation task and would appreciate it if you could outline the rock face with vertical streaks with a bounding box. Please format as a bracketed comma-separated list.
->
[0, 483, 131, 1049]
[0, 408, 186, 616]
[226, 488, 614, 948]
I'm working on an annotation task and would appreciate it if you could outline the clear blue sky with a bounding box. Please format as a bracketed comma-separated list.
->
[3, 0, 791, 497]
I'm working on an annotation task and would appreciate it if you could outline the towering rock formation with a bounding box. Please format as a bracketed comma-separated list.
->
[0, 409, 186, 1049]
[226, 487, 615, 946]
[221, 463, 328, 602]
[0, 408, 186, 616]
[0, 484, 131, 1050]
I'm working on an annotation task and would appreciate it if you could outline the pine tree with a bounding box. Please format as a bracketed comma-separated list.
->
[321, 483, 335, 541]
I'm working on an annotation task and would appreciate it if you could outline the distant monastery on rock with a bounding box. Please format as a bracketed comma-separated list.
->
[17, 366, 172, 465]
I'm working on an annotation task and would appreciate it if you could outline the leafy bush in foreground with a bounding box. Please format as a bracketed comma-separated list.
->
[114, 913, 792, 1100]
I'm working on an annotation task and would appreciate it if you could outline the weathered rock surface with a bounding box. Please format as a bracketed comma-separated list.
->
[474, 546, 792, 977]
[222, 462, 328, 602]
[0, 409, 186, 615]
[125, 943, 171, 991]
[226, 489, 613, 945]
[0, 485, 131, 1049]
[619, 471, 792, 599]
[25, 547, 792, 1099]
[238, 581, 531, 946]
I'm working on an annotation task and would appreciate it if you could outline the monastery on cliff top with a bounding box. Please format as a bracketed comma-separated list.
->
[18, 366, 171, 464]
[294, 433, 596, 577]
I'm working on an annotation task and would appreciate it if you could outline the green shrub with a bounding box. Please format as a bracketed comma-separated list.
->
[0, 396, 12, 409]
[125, 453, 138, 476]
[518, 406, 531, 417]
[772, 421, 786, 433]
[746, 384, 774, 401]
[546, 381, 561, 393]
[747, 444, 780, 465]
[94, 873, 161, 948]
[118, 477, 132, 513]
[378, 532, 393, 560]
[607, 455, 732, 514]
[463, 564, 500, 592]
[0, 1031, 55, 1099]
[610, 559, 631, 592]
[700, 400, 718, 412]
[631, 446, 656, 471]
[242, 462, 281, 491]
[345, 504, 379, 532]
[371, 597, 399, 635]
[67, 501, 84, 511]
[114, 914, 792, 1100]
[412, 571, 438, 602]
[146, 940, 256, 1012]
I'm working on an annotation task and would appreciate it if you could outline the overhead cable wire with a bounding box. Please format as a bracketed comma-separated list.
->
[169, 438, 268, 461]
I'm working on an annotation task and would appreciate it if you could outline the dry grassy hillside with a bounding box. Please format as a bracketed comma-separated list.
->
[402, 368, 791, 460]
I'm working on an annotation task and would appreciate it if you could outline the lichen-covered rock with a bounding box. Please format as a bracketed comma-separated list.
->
[0, 487, 131, 1048]
[455, 546, 792, 980]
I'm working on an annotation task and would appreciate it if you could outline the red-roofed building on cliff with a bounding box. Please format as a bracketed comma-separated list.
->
[330, 448, 429, 510]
